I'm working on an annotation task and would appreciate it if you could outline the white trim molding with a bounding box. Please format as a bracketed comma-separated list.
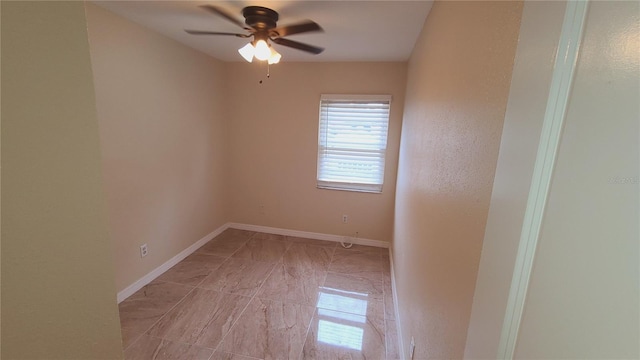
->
[497, 1, 590, 358]
[116, 223, 229, 303]
[228, 223, 390, 248]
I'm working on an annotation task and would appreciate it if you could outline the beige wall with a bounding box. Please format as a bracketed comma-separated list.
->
[515, 1, 639, 357]
[86, 3, 230, 292]
[1, 2, 123, 358]
[464, 1, 566, 357]
[393, 1, 523, 358]
[226, 62, 406, 243]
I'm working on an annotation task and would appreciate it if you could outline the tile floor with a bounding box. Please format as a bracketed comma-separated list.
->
[118, 228, 399, 360]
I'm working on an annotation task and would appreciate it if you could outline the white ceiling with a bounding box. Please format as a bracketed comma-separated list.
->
[93, 1, 433, 62]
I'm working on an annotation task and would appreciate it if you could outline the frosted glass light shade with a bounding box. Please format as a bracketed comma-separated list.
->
[254, 40, 271, 61]
[238, 43, 254, 62]
[268, 47, 281, 64]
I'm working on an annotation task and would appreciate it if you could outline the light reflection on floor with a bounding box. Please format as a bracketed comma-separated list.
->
[316, 286, 369, 351]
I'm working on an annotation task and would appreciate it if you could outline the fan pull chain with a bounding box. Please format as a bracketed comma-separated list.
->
[259, 63, 271, 85]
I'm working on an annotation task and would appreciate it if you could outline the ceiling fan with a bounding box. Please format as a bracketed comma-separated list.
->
[185, 5, 324, 64]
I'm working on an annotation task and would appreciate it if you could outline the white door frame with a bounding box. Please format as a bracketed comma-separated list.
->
[497, 1, 590, 358]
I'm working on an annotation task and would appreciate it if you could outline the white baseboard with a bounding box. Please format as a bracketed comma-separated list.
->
[228, 222, 390, 248]
[389, 247, 405, 360]
[116, 223, 230, 303]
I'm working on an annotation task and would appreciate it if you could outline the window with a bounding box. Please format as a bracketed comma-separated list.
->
[317, 94, 391, 193]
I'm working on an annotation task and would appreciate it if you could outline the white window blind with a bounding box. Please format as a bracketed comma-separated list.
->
[317, 94, 391, 193]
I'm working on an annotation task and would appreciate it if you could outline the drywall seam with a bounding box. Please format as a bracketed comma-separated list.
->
[497, 1, 590, 357]
[116, 223, 229, 303]
[228, 223, 390, 248]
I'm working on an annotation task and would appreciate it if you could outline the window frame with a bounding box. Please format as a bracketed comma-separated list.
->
[316, 94, 392, 193]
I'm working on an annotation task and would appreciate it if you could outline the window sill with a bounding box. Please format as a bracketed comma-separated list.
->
[316, 183, 382, 194]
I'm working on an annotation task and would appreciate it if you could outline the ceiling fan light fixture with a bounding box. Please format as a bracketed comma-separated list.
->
[268, 47, 281, 64]
[238, 43, 255, 62]
[188, 5, 323, 65]
[254, 39, 271, 61]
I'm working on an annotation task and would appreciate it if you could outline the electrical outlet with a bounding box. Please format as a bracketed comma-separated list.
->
[140, 244, 148, 258]
[410, 336, 415, 359]
[342, 214, 348, 223]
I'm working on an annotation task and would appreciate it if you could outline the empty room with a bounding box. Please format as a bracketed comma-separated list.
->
[2, 1, 638, 359]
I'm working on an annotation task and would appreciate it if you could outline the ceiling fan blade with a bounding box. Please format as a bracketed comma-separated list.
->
[185, 29, 250, 38]
[200, 5, 248, 30]
[272, 37, 324, 54]
[273, 20, 323, 37]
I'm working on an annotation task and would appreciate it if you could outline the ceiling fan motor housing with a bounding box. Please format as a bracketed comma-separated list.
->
[242, 6, 279, 30]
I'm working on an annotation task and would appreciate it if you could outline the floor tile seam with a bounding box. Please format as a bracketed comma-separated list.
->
[315, 299, 386, 320]
[122, 284, 199, 352]
[278, 261, 331, 274]
[193, 252, 231, 259]
[188, 257, 246, 292]
[230, 296, 316, 359]
[121, 331, 144, 353]
[195, 249, 235, 258]
[196, 297, 253, 355]
[222, 249, 282, 270]
[252, 292, 317, 308]
[190, 285, 256, 299]
[118, 282, 195, 315]
[331, 254, 385, 263]
[381, 272, 395, 324]
[152, 277, 205, 288]
[255, 297, 324, 359]
[322, 313, 386, 335]
[382, 288, 396, 321]
[189, 267, 217, 291]
[230, 257, 285, 273]
[143, 333, 217, 351]
[322, 242, 339, 288]
[326, 265, 385, 276]
[255, 262, 328, 307]
[213, 351, 263, 360]
[284, 262, 331, 272]
[210, 255, 281, 357]
[137, 285, 200, 342]
[212, 234, 252, 245]
[295, 306, 319, 360]
[230, 253, 286, 265]
[324, 269, 385, 282]
[282, 245, 333, 257]
[332, 250, 385, 263]
[246, 237, 291, 245]
[153, 288, 256, 350]
[383, 303, 390, 359]
[251, 260, 316, 360]
[295, 242, 339, 359]
[165, 310, 240, 352]
[252, 233, 290, 243]
[224, 238, 260, 259]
